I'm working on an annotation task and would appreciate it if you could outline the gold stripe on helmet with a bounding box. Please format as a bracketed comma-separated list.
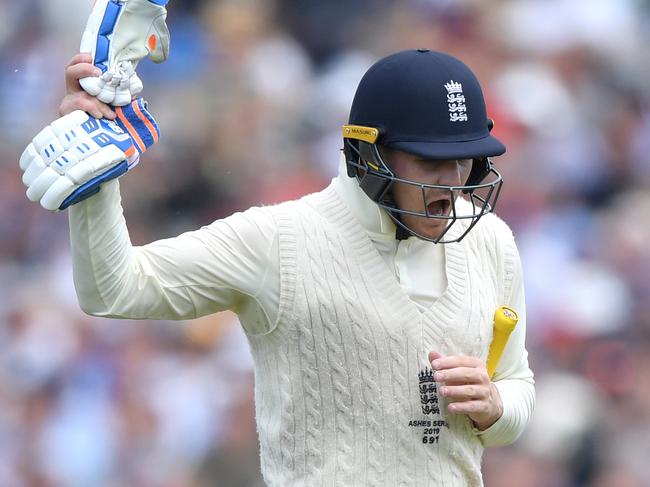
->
[342, 125, 379, 144]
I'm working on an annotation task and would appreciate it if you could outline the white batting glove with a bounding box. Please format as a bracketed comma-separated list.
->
[20, 99, 160, 210]
[79, 0, 170, 106]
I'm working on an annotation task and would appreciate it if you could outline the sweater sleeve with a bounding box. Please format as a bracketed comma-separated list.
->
[68, 179, 280, 334]
[474, 238, 535, 447]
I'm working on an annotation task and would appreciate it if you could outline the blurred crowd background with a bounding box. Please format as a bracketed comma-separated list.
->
[2, 0, 650, 485]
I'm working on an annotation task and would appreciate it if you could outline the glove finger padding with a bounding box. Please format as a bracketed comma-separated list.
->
[20, 98, 159, 211]
[79, 0, 170, 106]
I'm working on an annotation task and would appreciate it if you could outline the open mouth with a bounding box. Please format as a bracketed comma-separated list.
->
[426, 198, 451, 217]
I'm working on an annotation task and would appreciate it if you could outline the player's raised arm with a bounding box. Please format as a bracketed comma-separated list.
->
[16, 0, 280, 333]
[20, 54, 279, 330]
[68, 176, 279, 327]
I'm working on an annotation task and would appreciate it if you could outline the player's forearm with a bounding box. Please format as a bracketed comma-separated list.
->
[68, 180, 199, 319]
[478, 341, 535, 446]
[476, 254, 535, 445]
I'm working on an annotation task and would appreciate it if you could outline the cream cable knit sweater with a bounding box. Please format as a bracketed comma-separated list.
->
[69, 161, 534, 486]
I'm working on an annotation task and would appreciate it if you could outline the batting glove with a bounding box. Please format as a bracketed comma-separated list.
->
[20, 99, 159, 211]
[79, 0, 170, 106]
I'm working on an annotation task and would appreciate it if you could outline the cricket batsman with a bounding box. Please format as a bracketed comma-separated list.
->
[19, 1, 535, 485]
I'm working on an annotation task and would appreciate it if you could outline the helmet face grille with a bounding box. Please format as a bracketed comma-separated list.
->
[344, 139, 503, 244]
[379, 172, 503, 244]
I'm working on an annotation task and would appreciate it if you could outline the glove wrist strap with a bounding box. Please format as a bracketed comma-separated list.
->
[114, 98, 160, 156]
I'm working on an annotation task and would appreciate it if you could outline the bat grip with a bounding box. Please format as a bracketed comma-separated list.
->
[486, 306, 518, 379]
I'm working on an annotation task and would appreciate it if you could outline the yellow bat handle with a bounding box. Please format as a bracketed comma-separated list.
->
[486, 306, 519, 379]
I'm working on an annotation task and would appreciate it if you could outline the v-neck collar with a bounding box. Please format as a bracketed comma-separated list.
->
[316, 164, 468, 349]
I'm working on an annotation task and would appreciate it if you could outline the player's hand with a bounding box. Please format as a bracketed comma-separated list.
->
[60, 53, 117, 120]
[79, 0, 170, 106]
[20, 98, 159, 210]
[429, 351, 503, 431]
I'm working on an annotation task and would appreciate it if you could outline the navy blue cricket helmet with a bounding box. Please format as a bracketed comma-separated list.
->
[343, 49, 506, 243]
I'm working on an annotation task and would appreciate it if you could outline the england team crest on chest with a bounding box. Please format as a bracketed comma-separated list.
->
[444, 80, 468, 122]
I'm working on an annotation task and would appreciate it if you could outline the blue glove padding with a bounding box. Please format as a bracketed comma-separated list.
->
[20, 98, 160, 211]
[60, 98, 159, 208]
